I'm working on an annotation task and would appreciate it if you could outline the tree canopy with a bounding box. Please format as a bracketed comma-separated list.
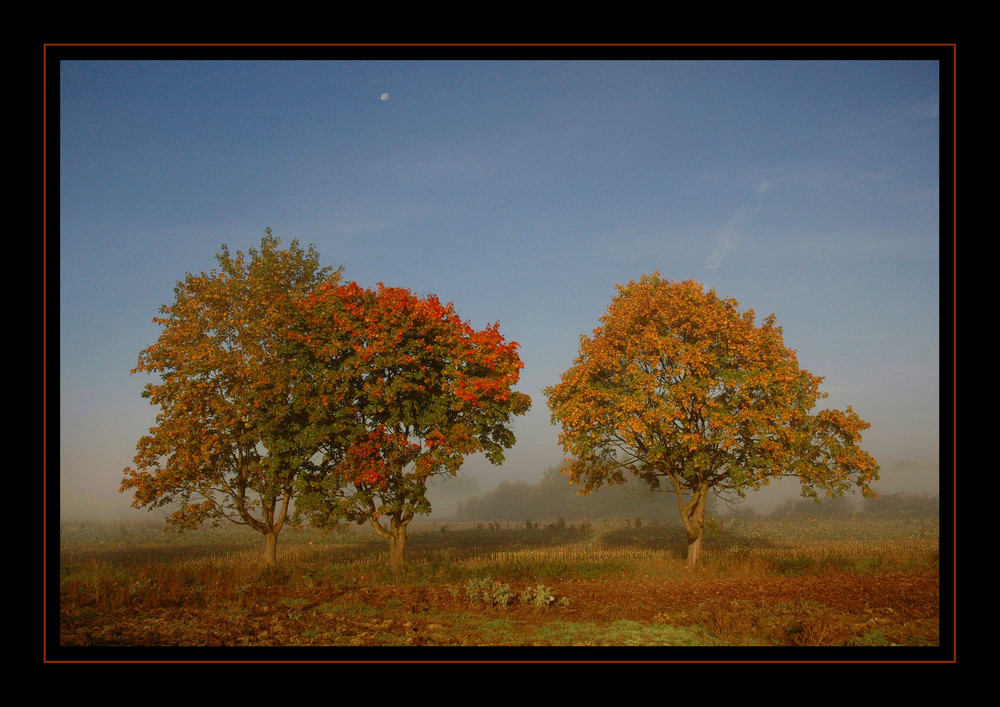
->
[291, 281, 531, 567]
[121, 232, 530, 568]
[544, 274, 879, 566]
[120, 230, 342, 565]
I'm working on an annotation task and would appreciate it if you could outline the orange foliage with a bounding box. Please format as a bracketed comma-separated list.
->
[544, 274, 879, 562]
[120, 232, 339, 553]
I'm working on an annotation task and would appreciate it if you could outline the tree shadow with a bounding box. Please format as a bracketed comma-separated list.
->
[595, 522, 785, 556]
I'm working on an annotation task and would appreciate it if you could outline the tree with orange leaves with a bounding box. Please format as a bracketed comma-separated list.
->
[120, 230, 347, 566]
[544, 274, 879, 568]
[291, 282, 531, 568]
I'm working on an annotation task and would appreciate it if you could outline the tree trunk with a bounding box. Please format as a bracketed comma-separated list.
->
[263, 531, 278, 566]
[260, 494, 290, 567]
[388, 521, 407, 569]
[678, 482, 709, 569]
[369, 513, 411, 569]
[686, 526, 704, 569]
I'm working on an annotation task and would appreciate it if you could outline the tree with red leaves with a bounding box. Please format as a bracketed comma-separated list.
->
[292, 282, 531, 567]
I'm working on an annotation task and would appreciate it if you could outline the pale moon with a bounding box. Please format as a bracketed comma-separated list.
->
[380, 93, 389, 101]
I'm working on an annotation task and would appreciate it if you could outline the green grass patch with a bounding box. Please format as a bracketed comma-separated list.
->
[529, 619, 713, 646]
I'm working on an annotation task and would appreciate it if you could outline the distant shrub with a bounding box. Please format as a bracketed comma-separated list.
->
[861, 492, 939, 519]
[770, 495, 856, 519]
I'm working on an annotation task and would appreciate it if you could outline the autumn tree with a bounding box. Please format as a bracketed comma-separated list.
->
[120, 230, 346, 566]
[291, 281, 531, 568]
[544, 275, 879, 567]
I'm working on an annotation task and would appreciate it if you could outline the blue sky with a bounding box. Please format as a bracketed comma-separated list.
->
[56, 53, 945, 520]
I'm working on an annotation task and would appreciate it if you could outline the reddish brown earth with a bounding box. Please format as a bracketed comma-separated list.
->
[59, 568, 940, 650]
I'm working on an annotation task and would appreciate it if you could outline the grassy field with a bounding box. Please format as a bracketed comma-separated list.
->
[53, 514, 944, 658]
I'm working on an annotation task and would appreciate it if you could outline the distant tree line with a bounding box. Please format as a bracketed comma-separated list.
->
[454, 467, 938, 524]
[454, 467, 687, 523]
[759, 492, 938, 520]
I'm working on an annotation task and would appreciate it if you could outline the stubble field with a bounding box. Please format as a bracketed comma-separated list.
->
[53, 515, 944, 659]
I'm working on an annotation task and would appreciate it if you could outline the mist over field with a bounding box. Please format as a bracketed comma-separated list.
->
[58, 458, 940, 524]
